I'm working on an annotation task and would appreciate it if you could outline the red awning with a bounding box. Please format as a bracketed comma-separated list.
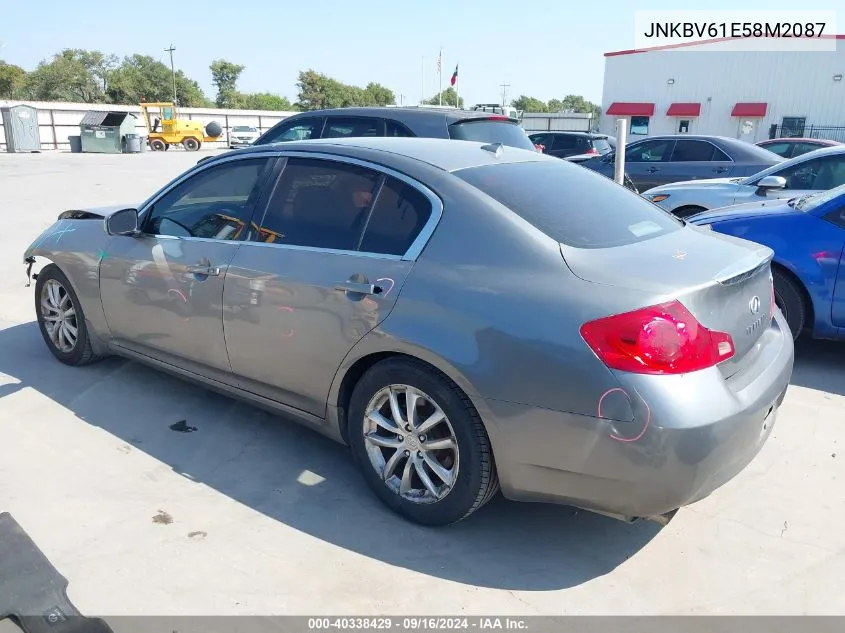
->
[731, 102, 767, 117]
[606, 102, 655, 116]
[666, 102, 701, 117]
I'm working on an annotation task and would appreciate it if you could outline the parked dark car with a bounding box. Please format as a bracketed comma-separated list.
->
[252, 106, 538, 152]
[756, 137, 841, 159]
[579, 135, 784, 191]
[527, 131, 613, 159]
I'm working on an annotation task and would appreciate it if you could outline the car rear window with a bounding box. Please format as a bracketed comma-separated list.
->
[448, 119, 535, 151]
[454, 161, 684, 249]
[592, 138, 612, 153]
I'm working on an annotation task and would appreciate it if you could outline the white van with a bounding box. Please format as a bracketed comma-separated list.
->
[469, 103, 521, 120]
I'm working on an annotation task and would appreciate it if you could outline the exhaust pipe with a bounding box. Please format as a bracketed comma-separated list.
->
[579, 507, 679, 526]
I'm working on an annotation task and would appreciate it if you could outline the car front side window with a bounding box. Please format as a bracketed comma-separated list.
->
[625, 139, 674, 163]
[260, 117, 324, 144]
[142, 158, 271, 239]
[771, 156, 845, 190]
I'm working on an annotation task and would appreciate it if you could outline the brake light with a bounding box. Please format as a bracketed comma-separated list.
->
[580, 300, 735, 375]
[486, 115, 509, 121]
[585, 148, 600, 155]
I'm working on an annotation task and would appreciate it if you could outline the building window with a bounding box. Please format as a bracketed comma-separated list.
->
[630, 116, 650, 135]
[781, 117, 806, 138]
[678, 119, 690, 134]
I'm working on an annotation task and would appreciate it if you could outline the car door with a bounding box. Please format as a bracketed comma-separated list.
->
[663, 139, 736, 183]
[623, 138, 676, 190]
[222, 154, 440, 417]
[825, 206, 845, 328]
[256, 116, 325, 145]
[100, 155, 275, 380]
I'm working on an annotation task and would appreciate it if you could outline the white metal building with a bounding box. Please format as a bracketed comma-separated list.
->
[600, 36, 845, 143]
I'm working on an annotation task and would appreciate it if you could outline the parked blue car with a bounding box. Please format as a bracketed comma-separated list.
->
[688, 183, 845, 341]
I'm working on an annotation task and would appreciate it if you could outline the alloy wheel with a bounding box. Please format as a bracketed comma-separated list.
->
[40, 279, 78, 353]
[362, 384, 460, 504]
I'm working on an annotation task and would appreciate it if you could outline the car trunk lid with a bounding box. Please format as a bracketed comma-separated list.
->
[560, 227, 775, 374]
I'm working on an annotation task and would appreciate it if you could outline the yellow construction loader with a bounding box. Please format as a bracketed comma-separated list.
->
[140, 102, 222, 151]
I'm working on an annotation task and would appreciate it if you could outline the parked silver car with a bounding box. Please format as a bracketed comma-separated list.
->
[24, 138, 794, 527]
[643, 144, 845, 217]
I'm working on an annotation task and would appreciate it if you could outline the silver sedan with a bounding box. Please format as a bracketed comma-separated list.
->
[642, 145, 845, 217]
[24, 137, 794, 527]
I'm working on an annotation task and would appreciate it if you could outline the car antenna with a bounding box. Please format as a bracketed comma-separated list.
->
[480, 142, 504, 157]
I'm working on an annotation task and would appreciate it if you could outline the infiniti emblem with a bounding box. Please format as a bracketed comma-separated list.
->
[749, 296, 761, 315]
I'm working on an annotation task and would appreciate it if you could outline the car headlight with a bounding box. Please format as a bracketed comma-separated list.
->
[643, 193, 670, 204]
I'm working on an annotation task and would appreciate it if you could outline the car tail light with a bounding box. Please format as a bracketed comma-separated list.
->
[534, 143, 545, 152]
[486, 115, 509, 121]
[580, 300, 735, 375]
[585, 148, 600, 155]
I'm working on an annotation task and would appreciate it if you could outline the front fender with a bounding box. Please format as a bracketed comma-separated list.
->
[23, 218, 113, 347]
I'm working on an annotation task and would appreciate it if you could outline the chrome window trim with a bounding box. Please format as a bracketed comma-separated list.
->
[251, 150, 444, 262]
[133, 149, 444, 262]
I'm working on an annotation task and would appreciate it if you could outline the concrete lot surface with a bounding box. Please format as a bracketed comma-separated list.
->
[0, 151, 843, 616]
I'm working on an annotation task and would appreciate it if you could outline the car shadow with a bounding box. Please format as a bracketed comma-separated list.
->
[790, 337, 845, 397]
[0, 321, 665, 591]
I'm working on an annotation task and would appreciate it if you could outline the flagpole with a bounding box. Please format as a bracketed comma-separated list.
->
[438, 48, 443, 106]
[455, 66, 459, 109]
[421, 56, 425, 104]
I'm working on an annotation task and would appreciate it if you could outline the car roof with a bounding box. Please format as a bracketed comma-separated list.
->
[217, 137, 552, 173]
[528, 131, 607, 138]
[760, 137, 841, 144]
[280, 106, 513, 124]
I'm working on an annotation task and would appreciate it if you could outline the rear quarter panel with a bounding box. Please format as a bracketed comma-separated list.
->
[25, 219, 112, 347]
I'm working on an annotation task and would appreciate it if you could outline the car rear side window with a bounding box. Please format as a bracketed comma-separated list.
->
[671, 140, 719, 162]
[386, 120, 414, 137]
[253, 158, 380, 251]
[592, 138, 612, 153]
[323, 117, 380, 138]
[258, 117, 323, 144]
[360, 177, 432, 256]
[455, 161, 683, 249]
[448, 119, 535, 150]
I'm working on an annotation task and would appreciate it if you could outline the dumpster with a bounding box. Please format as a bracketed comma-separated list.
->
[124, 133, 142, 153]
[68, 135, 82, 153]
[79, 111, 139, 153]
[1, 104, 40, 153]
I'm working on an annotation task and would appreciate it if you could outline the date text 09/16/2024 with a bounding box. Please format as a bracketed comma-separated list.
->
[307, 617, 528, 631]
[642, 22, 827, 39]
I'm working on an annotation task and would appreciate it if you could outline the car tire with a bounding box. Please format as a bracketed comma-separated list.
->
[34, 264, 102, 366]
[149, 139, 166, 151]
[348, 357, 499, 526]
[183, 137, 200, 152]
[773, 268, 806, 340]
[674, 205, 708, 219]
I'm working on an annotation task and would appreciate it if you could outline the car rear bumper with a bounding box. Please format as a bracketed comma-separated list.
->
[480, 310, 795, 519]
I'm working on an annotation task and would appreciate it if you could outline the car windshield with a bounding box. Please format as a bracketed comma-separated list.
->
[448, 119, 536, 150]
[793, 182, 845, 212]
[233, 126, 256, 132]
[455, 160, 683, 248]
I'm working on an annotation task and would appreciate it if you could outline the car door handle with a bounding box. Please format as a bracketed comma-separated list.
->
[187, 265, 221, 276]
[647, 166, 660, 173]
[335, 282, 383, 295]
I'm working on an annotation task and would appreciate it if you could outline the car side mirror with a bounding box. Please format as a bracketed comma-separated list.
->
[757, 175, 787, 190]
[602, 153, 615, 163]
[106, 208, 140, 236]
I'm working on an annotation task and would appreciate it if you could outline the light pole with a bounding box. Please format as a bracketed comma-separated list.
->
[165, 44, 177, 105]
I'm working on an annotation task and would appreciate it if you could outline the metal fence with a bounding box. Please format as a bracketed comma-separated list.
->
[768, 124, 845, 143]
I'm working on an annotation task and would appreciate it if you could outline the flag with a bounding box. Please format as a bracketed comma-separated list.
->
[450, 64, 458, 86]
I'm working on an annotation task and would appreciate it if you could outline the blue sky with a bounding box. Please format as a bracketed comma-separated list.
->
[1, 0, 841, 106]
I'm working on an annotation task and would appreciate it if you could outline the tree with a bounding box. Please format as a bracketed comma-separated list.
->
[296, 70, 395, 110]
[24, 49, 117, 103]
[423, 87, 463, 108]
[0, 61, 27, 98]
[239, 92, 296, 111]
[108, 54, 210, 106]
[548, 94, 600, 118]
[362, 82, 395, 106]
[210, 59, 245, 108]
[511, 95, 548, 113]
